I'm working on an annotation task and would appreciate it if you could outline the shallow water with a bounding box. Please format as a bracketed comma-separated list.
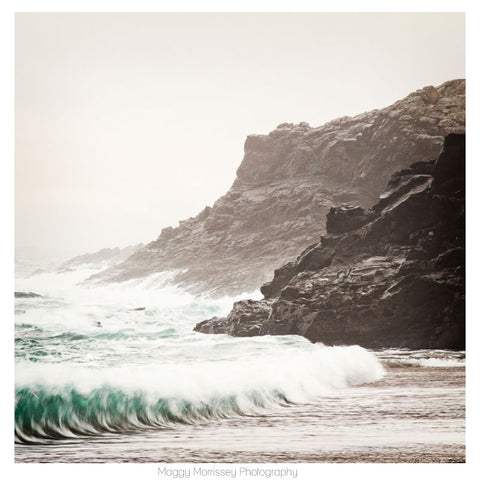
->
[15, 366, 465, 463]
[14, 263, 465, 463]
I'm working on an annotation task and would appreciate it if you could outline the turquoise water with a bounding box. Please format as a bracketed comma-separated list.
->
[14, 261, 465, 462]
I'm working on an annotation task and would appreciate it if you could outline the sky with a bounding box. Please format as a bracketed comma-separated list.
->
[15, 12, 465, 258]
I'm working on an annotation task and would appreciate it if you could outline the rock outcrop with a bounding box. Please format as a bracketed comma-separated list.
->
[194, 134, 465, 350]
[57, 244, 144, 272]
[195, 299, 273, 336]
[14, 292, 43, 299]
[89, 80, 465, 297]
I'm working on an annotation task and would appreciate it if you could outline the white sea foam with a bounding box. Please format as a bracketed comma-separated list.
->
[14, 258, 466, 454]
[15, 343, 385, 403]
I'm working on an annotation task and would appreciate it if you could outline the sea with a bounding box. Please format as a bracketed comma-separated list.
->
[13, 252, 466, 467]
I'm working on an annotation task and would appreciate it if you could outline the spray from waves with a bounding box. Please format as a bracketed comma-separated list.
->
[14, 266, 261, 335]
[15, 267, 197, 310]
[15, 344, 385, 444]
[15, 265, 261, 310]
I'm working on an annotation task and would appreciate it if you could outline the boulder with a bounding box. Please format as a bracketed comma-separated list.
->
[194, 300, 272, 337]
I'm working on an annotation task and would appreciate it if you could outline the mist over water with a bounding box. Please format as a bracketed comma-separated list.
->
[14, 256, 465, 462]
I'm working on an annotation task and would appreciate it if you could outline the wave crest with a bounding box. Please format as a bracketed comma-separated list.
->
[15, 344, 385, 444]
[15, 385, 287, 444]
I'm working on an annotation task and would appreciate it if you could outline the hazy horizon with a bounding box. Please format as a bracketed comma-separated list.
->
[15, 12, 465, 259]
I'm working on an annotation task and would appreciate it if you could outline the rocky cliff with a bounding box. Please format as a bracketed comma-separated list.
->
[195, 134, 465, 349]
[89, 79, 465, 297]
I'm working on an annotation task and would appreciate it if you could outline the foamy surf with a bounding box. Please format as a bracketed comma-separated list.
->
[15, 344, 385, 444]
[15, 264, 388, 444]
[14, 256, 465, 462]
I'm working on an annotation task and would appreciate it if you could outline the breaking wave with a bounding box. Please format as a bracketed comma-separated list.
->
[15, 345, 385, 444]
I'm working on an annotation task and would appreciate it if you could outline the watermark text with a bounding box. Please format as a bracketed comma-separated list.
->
[158, 466, 298, 479]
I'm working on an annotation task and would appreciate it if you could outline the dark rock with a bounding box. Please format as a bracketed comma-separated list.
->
[432, 133, 465, 194]
[434, 247, 465, 269]
[194, 300, 272, 337]
[297, 244, 336, 271]
[198, 134, 465, 350]
[193, 316, 231, 335]
[15, 292, 42, 298]
[326, 206, 375, 234]
[280, 286, 300, 300]
[261, 262, 297, 299]
[87, 80, 465, 297]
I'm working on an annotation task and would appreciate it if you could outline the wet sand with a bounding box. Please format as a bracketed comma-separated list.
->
[16, 365, 465, 464]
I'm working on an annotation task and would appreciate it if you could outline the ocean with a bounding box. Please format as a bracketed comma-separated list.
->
[14, 257, 465, 464]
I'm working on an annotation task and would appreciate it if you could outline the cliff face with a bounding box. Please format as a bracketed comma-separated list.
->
[195, 134, 465, 350]
[89, 80, 465, 296]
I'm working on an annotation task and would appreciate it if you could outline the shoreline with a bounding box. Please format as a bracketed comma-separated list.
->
[15, 365, 465, 464]
[15, 445, 466, 463]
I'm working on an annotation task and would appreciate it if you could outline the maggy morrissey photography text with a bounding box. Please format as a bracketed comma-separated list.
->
[158, 466, 298, 479]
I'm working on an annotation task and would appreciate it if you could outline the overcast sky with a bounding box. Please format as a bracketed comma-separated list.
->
[15, 12, 465, 258]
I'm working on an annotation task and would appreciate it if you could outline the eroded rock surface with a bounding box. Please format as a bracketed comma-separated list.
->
[195, 134, 465, 349]
[89, 80, 465, 297]
[194, 299, 273, 337]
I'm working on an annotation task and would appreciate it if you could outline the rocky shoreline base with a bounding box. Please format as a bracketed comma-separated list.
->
[195, 134, 465, 350]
